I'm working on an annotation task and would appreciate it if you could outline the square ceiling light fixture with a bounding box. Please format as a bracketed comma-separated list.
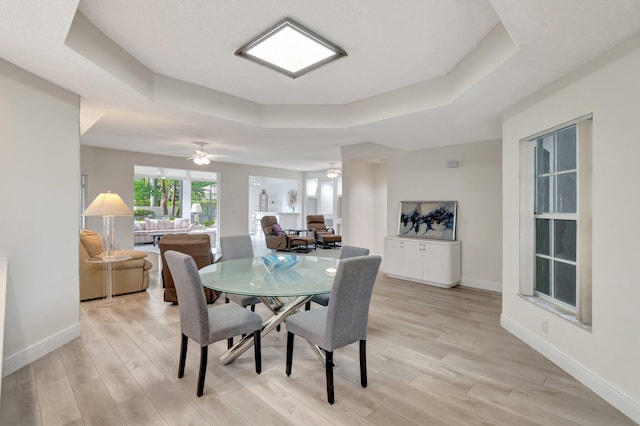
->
[235, 18, 347, 78]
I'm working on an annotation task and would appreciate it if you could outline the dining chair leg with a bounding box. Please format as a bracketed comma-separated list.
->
[254, 330, 262, 374]
[178, 333, 188, 379]
[197, 346, 208, 397]
[305, 301, 311, 311]
[325, 350, 334, 404]
[359, 340, 367, 388]
[227, 337, 233, 349]
[286, 331, 294, 376]
[250, 304, 255, 312]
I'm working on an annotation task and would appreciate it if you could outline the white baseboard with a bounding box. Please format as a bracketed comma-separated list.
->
[501, 314, 640, 424]
[460, 276, 502, 292]
[2, 322, 81, 377]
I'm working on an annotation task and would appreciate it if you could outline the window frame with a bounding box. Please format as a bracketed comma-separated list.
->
[533, 125, 578, 310]
[519, 114, 592, 326]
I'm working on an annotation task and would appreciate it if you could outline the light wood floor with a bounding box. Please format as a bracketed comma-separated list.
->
[1, 250, 634, 425]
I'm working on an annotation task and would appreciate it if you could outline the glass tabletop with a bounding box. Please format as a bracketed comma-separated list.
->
[199, 255, 339, 297]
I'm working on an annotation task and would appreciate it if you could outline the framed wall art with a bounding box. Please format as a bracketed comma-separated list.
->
[397, 201, 457, 240]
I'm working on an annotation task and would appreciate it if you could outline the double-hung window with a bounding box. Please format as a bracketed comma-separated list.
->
[534, 126, 577, 307]
[520, 115, 592, 326]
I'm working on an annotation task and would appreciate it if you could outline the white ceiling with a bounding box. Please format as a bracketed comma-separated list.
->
[1, 0, 640, 171]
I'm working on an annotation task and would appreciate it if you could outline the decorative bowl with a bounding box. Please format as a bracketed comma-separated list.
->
[262, 254, 300, 270]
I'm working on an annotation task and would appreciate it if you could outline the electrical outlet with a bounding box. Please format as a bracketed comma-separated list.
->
[542, 319, 549, 333]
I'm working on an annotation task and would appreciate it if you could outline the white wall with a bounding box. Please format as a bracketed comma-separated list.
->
[248, 179, 299, 214]
[81, 146, 303, 244]
[385, 140, 503, 291]
[0, 59, 81, 375]
[341, 159, 387, 255]
[373, 162, 388, 256]
[502, 33, 640, 422]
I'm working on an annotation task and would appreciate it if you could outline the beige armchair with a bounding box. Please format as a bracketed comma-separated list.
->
[79, 230, 152, 301]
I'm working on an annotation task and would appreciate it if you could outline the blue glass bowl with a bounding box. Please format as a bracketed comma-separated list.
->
[262, 254, 300, 270]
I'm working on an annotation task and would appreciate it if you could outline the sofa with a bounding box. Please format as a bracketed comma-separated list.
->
[80, 229, 152, 301]
[134, 218, 216, 246]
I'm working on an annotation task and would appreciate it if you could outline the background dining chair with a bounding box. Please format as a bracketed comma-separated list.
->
[305, 245, 370, 310]
[220, 235, 261, 309]
[159, 233, 217, 304]
[219, 235, 263, 348]
[164, 250, 263, 397]
[285, 255, 382, 404]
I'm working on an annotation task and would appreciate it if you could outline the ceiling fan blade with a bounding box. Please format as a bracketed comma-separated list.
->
[171, 143, 229, 162]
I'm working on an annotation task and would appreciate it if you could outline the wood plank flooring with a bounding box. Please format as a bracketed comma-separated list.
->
[0, 250, 634, 425]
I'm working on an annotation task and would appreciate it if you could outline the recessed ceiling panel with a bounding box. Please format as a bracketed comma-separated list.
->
[77, 0, 500, 104]
[236, 18, 347, 78]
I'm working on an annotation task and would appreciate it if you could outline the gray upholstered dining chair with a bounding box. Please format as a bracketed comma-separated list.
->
[220, 235, 261, 310]
[305, 245, 370, 310]
[285, 255, 381, 404]
[219, 235, 263, 348]
[164, 250, 263, 397]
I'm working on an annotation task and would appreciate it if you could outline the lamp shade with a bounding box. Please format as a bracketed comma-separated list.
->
[190, 203, 203, 213]
[83, 191, 133, 217]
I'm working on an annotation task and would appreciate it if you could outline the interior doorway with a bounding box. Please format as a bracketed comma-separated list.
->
[249, 175, 300, 241]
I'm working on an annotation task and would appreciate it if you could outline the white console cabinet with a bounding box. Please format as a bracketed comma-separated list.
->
[384, 236, 461, 288]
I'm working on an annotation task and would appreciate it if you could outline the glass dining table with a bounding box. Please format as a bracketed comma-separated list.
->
[199, 255, 339, 365]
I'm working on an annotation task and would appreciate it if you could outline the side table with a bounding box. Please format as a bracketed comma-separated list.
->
[85, 255, 131, 305]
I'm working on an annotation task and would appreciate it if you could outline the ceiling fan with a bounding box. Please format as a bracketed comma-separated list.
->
[326, 162, 341, 178]
[175, 142, 217, 165]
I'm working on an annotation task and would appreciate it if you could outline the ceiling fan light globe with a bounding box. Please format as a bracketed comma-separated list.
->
[193, 157, 210, 166]
[326, 168, 340, 178]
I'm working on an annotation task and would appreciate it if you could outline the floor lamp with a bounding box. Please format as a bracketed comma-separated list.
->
[191, 202, 202, 224]
[83, 191, 133, 304]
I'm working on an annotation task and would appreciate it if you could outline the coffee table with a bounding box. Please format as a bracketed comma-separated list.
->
[199, 255, 338, 364]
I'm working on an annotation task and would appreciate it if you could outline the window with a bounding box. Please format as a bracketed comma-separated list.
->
[133, 165, 218, 227]
[520, 115, 592, 326]
[533, 126, 577, 307]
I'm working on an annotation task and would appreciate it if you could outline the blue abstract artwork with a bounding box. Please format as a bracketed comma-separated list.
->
[398, 201, 457, 240]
